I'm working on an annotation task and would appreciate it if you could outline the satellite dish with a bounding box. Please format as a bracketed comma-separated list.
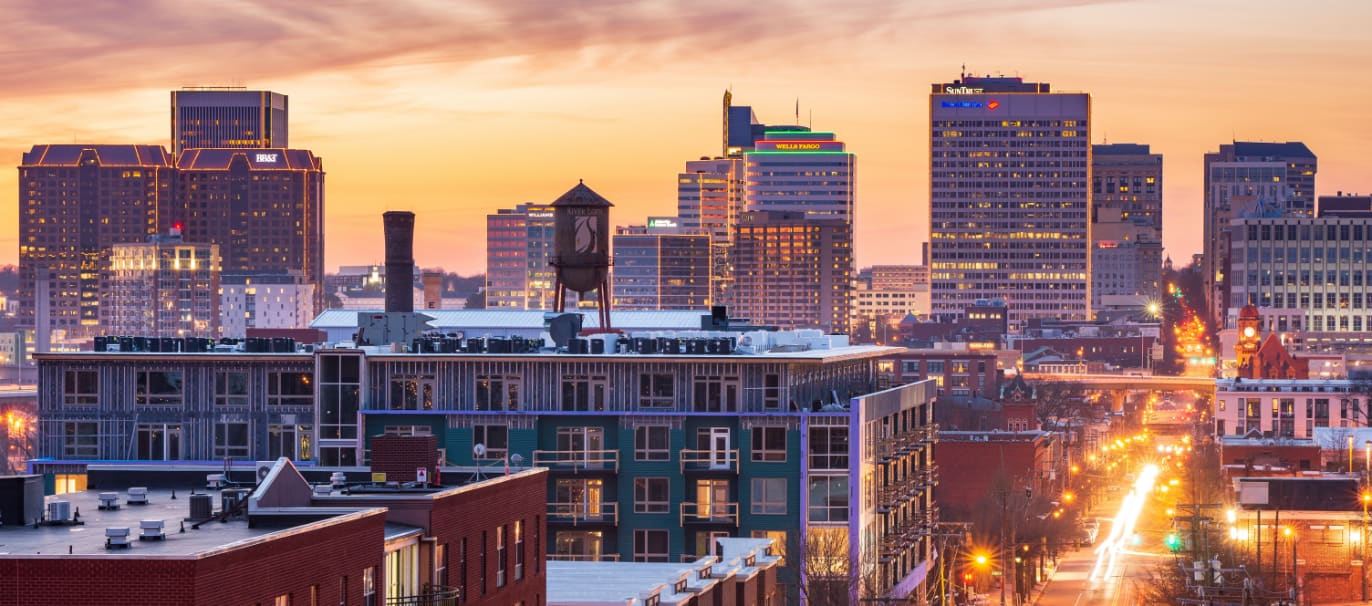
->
[510, 453, 524, 467]
[473, 443, 487, 458]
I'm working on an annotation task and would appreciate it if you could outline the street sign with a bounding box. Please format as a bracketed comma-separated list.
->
[991, 571, 1002, 577]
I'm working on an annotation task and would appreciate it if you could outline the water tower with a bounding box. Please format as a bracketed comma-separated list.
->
[550, 181, 614, 331]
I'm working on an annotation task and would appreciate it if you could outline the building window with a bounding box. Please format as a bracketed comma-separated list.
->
[809, 426, 848, 470]
[751, 426, 786, 462]
[268, 424, 313, 461]
[561, 375, 608, 411]
[634, 529, 670, 562]
[62, 370, 98, 406]
[554, 530, 603, 560]
[639, 373, 675, 408]
[692, 374, 739, 412]
[634, 478, 670, 514]
[750, 529, 787, 565]
[480, 531, 488, 594]
[269, 371, 314, 407]
[319, 354, 361, 440]
[436, 543, 448, 587]
[497, 524, 508, 588]
[62, 421, 99, 458]
[634, 425, 670, 461]
[213, 422, 250, 459]
[208, 374, 247, 410]
[473, 424, 508, 459]
[808, 476, 849, 522]
[136, 370, 183, 406]
[274, 594, 290, 606]
[458, 538, 467, 602]
[514, 520, 525, 581]
[476, 375, 520, 411]
[362, 566, 376, 606]
[135, 424, 182, 460]
[389, 376, 434, 410]
[751, 478, 787, 515]
[762, 373, 782, 410]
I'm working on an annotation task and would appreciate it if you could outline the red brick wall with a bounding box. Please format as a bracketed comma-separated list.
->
[934, 440, 1042, 514]
[1220, 443, 1321, 475]
[428, 469, 548, 606]
[372, 433, 439, 482]
[0, 509, 385, 606]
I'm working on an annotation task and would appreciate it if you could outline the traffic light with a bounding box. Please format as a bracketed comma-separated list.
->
[963, 572, 974, 583]
[1165, 533, 1181, 552]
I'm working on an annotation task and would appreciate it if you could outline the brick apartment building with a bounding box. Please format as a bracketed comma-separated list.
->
[0, 456, 547, 606]
[933, 431, 1065, 518]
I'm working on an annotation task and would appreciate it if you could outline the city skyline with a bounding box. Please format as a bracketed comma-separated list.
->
[1, 1, 1369, 275]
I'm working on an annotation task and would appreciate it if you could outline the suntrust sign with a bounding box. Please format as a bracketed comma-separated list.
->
[944, 86, 985, 94]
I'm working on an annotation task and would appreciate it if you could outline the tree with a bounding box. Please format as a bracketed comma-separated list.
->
[792, 526, 883, 606]
[1032, 381, 1087, 431]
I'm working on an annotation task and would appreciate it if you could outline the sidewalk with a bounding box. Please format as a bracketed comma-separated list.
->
[1026, 559, 1062, 606]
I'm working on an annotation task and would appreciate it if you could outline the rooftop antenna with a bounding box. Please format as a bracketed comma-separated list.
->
[960, 63, 966, 80]
[795, 98, 800, 124]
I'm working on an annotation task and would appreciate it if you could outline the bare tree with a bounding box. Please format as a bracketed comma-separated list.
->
[1032, 381, 1087, 431]
[793, 526, 884, 606]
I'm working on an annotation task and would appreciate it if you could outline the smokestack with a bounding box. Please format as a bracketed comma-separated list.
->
[422, 272, 442, 310]
[383, 211, 415, 314]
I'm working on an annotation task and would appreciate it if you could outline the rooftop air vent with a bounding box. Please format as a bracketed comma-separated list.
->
[139, 519, 166, 541]
[127, 487, 149, 505]
[97, 492, 120, 511]
[105, 527, 131, 549]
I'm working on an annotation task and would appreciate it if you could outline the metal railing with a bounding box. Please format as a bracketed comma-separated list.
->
[547, 553, 621, 562]
[386, 584, 460, 606]
[532, 449, 620, 472]
[679, 449, 739, 473]
[680, 501, 739, 525]
[546, 501, 619, 525]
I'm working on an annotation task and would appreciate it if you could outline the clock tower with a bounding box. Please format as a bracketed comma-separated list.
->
[1236, 304, 1261, 373]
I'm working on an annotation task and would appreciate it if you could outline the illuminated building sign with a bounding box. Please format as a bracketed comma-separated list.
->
[939, 100, 1000, 110]
[753, 141, 845, 152]
[527, 212, 554, 219]
[944, 86, 985, 94]
[255, 153, 279, 163]
[647, 218, 678, 228]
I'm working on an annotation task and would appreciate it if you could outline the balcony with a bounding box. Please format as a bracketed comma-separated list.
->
[680, 501, 739, 526]
[546, 501, 619, 526]
[921, 464, 940, 487]
[679, 449, 739, 473]
[532, 449, 620, 473]
[924, 424, 940, 443]
[387, 585, 460, 606]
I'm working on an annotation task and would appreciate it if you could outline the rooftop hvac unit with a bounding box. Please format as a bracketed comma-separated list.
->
[206, 473, 226, 489]
[47, 501, 72, 523]
[105, 527, 131, 549]
[188, 493, 213, 521]
[256, 460, 277, 483]
[221, 489, 251, 519]
[97, 492, 120, 510]
[127, 487, 149, 505]
[139, 519, 166, 541]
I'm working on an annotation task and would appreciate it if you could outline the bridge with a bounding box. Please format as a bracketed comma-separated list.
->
[0, 387, 38, 406]
[1021, 372, 1215, 394]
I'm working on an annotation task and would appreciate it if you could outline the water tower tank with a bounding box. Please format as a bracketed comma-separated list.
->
[551, 181, 613, 293]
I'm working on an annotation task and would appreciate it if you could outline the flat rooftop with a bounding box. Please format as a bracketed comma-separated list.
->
[0, 486, 368, 557]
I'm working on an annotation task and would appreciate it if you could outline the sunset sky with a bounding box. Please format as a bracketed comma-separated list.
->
[1, 0, 1369, 276]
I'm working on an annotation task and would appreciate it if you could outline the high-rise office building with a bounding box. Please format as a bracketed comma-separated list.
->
[17, 145, 177, 343]
[485, 203, 559, 310]
[1091, 144, 1163, 310]
[106, 232, 220, 337]
[176, 149, 325, 318]
[611, 220, 711, 310]
[1202, 141, 1316, 326]
[678, 158, 744, 306]
[928, 75, 1091, 324]
[732, 211, 852, 332]
[744, 130, 855, 222]
[171, 88, 288, 155]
